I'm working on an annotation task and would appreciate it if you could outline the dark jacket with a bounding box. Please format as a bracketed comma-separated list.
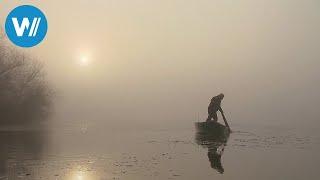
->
[208, 95, 223, 114]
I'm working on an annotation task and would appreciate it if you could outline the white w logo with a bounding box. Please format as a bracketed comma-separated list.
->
[11, 17, 41, 37]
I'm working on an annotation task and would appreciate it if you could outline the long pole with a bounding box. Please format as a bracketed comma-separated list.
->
[221, 112, 230, 130]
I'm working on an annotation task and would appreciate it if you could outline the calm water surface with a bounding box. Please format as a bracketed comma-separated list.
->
[0, 123, 319, 180]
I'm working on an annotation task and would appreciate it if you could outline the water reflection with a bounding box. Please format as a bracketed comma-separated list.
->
[195, 122, 230, 174]
[0, 130, 47, 179]
[66, 169, 95, 180]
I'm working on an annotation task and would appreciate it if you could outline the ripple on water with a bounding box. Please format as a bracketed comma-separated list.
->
[230, 130, 315, 149]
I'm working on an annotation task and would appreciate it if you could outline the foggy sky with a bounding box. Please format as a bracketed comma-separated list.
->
[1, 0, 320, 130]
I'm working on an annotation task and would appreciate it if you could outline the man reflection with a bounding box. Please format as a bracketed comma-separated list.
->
[207, 144, 225, 174]
[195, 130, 229, 174]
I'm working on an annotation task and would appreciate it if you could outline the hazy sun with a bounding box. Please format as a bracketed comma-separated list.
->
[79, 56, 89, 66]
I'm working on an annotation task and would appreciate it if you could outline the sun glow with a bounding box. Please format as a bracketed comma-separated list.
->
[79, 56, 89, 66]
[77, 173, 83, 180]
[68, 170, 88, 180]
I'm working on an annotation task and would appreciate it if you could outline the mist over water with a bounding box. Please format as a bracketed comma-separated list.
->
[1, 0, 320, 179]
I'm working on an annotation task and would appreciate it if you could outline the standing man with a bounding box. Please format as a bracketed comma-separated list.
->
[207, 93, 230, 129]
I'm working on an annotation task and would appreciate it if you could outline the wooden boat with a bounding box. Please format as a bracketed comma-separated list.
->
[195, 121, 229, 133]
[195, 121, 230, 145]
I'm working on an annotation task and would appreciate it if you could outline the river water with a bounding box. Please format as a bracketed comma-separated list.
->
[0, 122, 319, 180]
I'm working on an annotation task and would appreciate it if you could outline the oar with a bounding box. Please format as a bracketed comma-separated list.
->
[221, 112, 231, 131]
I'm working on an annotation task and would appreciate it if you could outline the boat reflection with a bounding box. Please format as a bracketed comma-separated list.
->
[195, 122, 230, 174]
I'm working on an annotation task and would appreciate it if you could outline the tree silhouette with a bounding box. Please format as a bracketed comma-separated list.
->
[0, 31, 52, 127]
